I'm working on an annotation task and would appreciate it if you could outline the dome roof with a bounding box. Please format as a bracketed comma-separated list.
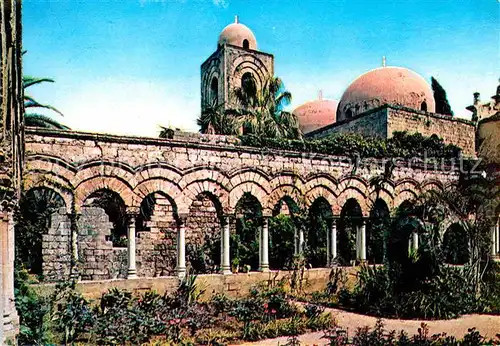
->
[293, 97, 338, 134]
[218, 17, 257, 50]
[337, 66, 435, 121]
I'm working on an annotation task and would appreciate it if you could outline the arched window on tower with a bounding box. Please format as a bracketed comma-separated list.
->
[243, 39, 249, 49]
[345, 109, 353, 119]
[210, 77, 218, 105]
[241, 72, 257, 101]
[421, 101, 427, 112]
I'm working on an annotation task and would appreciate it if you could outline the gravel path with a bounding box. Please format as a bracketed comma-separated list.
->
[235, 308, 500, 346]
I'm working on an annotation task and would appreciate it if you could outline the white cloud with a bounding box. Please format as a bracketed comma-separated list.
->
[212, 0, 229, 8]
[55, 78, 200, 137]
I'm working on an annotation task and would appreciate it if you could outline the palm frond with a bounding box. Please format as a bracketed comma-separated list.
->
[24, 95, 64, 116]
[25, 113, 70, 130]
[23, 76, 55, 88]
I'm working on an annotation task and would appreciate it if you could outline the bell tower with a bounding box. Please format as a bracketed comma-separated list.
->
[200, 16, 274, 113]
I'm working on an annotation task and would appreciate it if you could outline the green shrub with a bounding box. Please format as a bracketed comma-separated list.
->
[15, 268, 53, 345]
[322, 321, 499, 345]
[239, 131, 462, 160]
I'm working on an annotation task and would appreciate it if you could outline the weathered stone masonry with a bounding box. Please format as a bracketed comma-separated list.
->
[25, 128, 463, 282]
[307, 105, 476, 157]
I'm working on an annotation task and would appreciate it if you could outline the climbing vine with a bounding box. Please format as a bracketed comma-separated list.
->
[239, 131, 462, 160]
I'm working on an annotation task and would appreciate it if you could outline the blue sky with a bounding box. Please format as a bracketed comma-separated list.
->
[23, 0, 499, 136]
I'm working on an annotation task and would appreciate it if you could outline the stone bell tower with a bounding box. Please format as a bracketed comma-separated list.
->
[200, 16, 274, 113]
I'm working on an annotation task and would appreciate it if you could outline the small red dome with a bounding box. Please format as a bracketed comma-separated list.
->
[293, 99, 338, 134]
[218, 19, 257, 50]
[337, 66, 435, 121]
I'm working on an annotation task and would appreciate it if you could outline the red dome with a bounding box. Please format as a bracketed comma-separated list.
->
[293, 99, 338, 134]
[337, 66, 435, 121]
[218, 20, 257, 50]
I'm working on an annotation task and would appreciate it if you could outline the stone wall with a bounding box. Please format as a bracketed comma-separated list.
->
[24, 128, 463, 281]
[306, 105, 475, 157]
[35, 267, 359, 301]
[387, 107, 475, 157]
[78, 207, 127, 280]
[307, 107, 388, 139]
[42, 208, 71, 281]
[136, 193, 178, 277]
[478, 116, 500, 164]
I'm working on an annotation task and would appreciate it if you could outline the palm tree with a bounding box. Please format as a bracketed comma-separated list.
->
[22, 57, 69, 130]
[232, 76, 301, 140]
[197, 100, 240, 135]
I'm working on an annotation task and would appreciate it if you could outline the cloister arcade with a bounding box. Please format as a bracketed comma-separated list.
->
[20, 129, 500, 282]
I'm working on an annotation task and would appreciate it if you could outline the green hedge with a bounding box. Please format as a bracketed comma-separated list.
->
[239, 131, 462, 159]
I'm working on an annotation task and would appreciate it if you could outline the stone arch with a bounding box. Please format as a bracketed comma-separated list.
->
[421, 101, 427, 112]
[442, 222, 470, 265]
[229, 181, 269, 214]
[420, 180, 444, 194]
[185, 191, 225, 273]
[17, 186, 68, 278]
[368, 187, 394, 211]
[180, 180, 230, 215]
[74, 176, 136, 212]
[23, 175, 74, 211]
[393, 190, 418, 209]
[78, 189, 130, 280]
[368, 198, 391, 264]
[231, 54, 270, 90]
[304, 186, 336, 213]
[232, 192, 263, 271]
[267, 185, 304, 213]
[25, 155, 76, 185]
[268, 190, 303, 270]
[304, 174, 338, 195]
[136, 163, 183, 184]
[73, 162, 136, 196]
[338, 198, 364, 265]
[229, 168, 271, 194]
[336, 188, 369, 217]
[135, 190, 179, 277]
[307, 196, 333, 268]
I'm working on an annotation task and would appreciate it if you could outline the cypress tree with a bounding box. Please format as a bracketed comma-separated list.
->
[431, 77, 454, 116]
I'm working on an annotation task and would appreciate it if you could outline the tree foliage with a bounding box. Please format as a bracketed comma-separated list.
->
[23, 74, 69, 130]
[232, 76, 301, 140]
[431, 77, 454, 116]
[197, 100, 240, 135]
[239, 131, 462, 159]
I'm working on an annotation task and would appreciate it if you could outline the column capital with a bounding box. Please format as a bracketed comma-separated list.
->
[126, 206, 140, 215]
[178, 213, 189, 225]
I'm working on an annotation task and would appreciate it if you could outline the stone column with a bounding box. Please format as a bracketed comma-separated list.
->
[495, 220, 500, 256]
[69, 213, 80, 279]
[330, 218, 338, 265]
[298, 227, 305, 255]
[2, 212, 18, 339]
[357, 219, 367, 262]
[259, 217, 270, 272]
[411, 231, 419, 252]
[0, 212, 4, 344]
[326, 221, 331, 266]
[221, 216, 232, 275]
[176, 215, 187, 278]
[127, 214, 138, 279]
[294, 228, 298, 255]
[492, 223, 497, 257]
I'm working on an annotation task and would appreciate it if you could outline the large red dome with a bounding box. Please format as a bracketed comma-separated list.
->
[337, 66, 435, 121]
[293, 98, 338, 134]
